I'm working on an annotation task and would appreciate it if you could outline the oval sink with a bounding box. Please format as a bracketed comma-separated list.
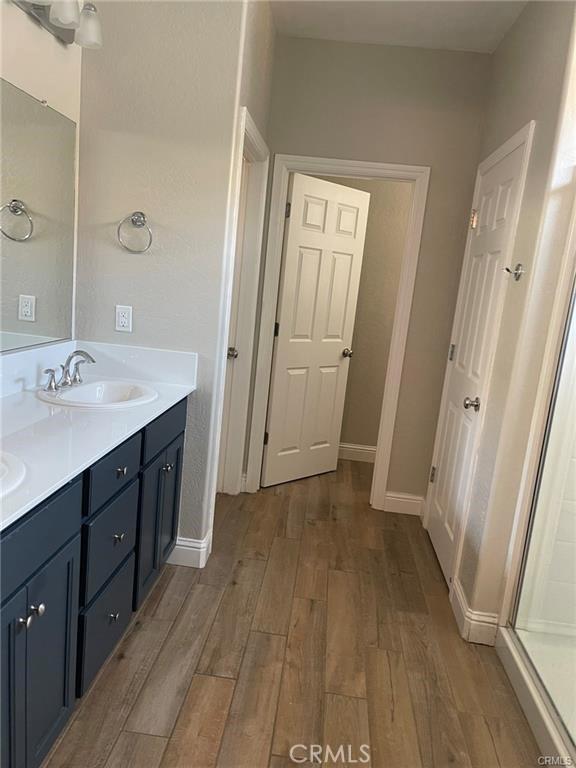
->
[0, 452, 26, 498]
[37, 380, 158, 409]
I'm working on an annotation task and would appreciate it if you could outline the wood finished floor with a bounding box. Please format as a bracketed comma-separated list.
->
[45, 461, 541, 768]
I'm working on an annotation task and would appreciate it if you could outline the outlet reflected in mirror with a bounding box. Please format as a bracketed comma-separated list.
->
[1, 79, 76, 353]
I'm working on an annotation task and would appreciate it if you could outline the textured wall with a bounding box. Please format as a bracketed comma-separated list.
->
[240, 1, 276, 139]
[1, 80, 75, 346]
[269, 37, 491, 496]
[76, 2, 244, 540]
[316, 176, 413, 448]
[458, 2, 575, 604]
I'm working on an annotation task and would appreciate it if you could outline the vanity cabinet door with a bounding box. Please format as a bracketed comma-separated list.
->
[26, 536, 80, 768]
[1, 588, 27, 768]
[158, 434, 184, 564]
[135, 452, 165, 607]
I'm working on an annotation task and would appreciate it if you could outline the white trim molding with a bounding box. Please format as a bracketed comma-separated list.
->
[338, 443, 376, 463]
[168, 532, 213, 569]
[497, 627, 576, 761]
[383, 492, 424, 517]
[246, 153, 430, 499]
[450, 578, 499, 645]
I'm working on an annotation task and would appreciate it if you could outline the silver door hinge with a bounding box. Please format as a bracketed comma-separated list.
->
[449, 343, 456, 361]
[470, 208, 478, 230]
[264, 431, 269, 446]
[430, 465, 437, 483]
[285, 202, 291, 219]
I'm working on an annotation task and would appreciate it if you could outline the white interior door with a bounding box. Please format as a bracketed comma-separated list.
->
[218, 158, 250, 492]
[261, 173, 370, 487]
[426, 125, 534, 581]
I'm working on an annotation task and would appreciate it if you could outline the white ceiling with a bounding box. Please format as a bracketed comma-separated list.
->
[270, 1, 526, 54]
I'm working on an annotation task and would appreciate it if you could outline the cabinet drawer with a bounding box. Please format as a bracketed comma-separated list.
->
[82, 481, 139, 605]
[77, 553, 135, 696]
[1, 479, 82, 603]
[143, 398, 187, 464]
[87, 433, 141, 514]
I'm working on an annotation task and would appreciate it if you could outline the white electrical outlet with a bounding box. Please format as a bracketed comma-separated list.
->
[115, 305, 133, 332]
[18, 295, 36, 322]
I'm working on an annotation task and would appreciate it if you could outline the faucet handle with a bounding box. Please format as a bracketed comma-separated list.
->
[42, 368, 59, 393]
[71, 359, 87, 385]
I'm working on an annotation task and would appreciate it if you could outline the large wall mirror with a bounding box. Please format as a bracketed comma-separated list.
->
[1, 78, 75, 353]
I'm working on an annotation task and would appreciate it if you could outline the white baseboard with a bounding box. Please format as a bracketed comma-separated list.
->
[168, 531, 212, 569]
[450, 578, 499, 645]
[496, 627, 575, 761]
[383, 491, 424, 516]
[338, 443, 376, 463]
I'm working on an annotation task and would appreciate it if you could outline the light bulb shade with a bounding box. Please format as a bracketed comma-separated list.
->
[49, 0, 80, 29]
[75, 3, 102, 49]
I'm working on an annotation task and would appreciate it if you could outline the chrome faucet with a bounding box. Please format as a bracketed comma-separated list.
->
[58, 350, 96, 387]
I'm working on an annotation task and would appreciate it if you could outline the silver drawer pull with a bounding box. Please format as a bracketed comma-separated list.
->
[162, 463, 174, 473]
[113, 532, 126, 544]
[18, 616, 33, 630]
[29, 603, 46, 617]
[116, 466, 128, 478]
[109, 612, 120, 623]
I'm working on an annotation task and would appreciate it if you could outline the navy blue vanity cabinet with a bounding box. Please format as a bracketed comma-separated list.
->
[134, 399, 187, 609]
[1, 588, 27, 768]
[0, 480, 82, 768]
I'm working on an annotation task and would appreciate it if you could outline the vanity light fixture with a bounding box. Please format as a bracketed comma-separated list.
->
[13, 0, 102, 48]
[75, 3, 103, 49]
[49, 0, 80, 30]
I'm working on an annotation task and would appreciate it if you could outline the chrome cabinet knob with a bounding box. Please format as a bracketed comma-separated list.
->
[163, 463, 174, 473]
[109, 613, 120, 623]
[30, 603, 46, 617]
[18, 616, 33, 630]
[342, 348, 354, 358]
[113, 533, 126, 544]
[463, 396, 481, 412]
[227, 347, 239, 360]
[116, 466, 128, 478]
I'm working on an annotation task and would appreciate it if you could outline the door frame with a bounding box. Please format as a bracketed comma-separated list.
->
[422, 121, 536, 584]
[217, 108, 270, 495]
[245, 153, 430, 501]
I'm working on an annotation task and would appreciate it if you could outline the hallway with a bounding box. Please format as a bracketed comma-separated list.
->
[46, 461, 540, 768]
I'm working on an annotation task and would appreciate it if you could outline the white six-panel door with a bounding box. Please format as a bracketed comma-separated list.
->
[426, 124, 534, 581]
[261, 173, 370, 487]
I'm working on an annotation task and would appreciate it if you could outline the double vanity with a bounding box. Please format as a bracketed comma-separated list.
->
[0, 341, 196, 768]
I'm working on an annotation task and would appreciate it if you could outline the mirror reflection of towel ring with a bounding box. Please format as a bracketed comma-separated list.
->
[0, 199, 34, 242]
[117, 211, 153, 253]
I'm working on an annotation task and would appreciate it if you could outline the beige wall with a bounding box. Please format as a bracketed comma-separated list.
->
[0, 1, 81, 122]
[76, 1, 244, 540]
[269, 37, 491, 495]
[458, 1, 576, 605]
[240, 1, 276, 139]
[316, 176, 413, 448]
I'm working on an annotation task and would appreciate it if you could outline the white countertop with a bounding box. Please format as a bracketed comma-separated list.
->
[0, 340, 198, 533]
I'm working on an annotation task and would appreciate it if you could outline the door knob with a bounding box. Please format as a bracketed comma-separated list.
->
[163, 462, 174, 473]
[342, 348, 354, 358]
[463, 396, 481, 412]
[29, 603, 46, 617]
[109, 613, 120, 623]
[227, 347, 239, 359]
[113, 533, 126, 544]
[116, 466, 128, 478]
[18, 616, 33, 630]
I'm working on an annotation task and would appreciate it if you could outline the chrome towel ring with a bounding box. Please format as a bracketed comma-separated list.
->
[117, 211, 152, 253]
[0, 199, 34, 242]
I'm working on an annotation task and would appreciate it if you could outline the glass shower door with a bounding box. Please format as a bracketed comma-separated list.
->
[513, 284, 576, 747]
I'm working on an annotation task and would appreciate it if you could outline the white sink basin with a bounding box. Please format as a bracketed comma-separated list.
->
[0, 452, 26, 498]
[37, 380, 158, 409]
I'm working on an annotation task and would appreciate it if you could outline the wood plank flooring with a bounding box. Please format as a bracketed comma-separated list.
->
[44, 461, 540, 768]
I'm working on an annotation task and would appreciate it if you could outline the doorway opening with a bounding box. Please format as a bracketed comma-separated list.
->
[245, 155, 430, 508]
